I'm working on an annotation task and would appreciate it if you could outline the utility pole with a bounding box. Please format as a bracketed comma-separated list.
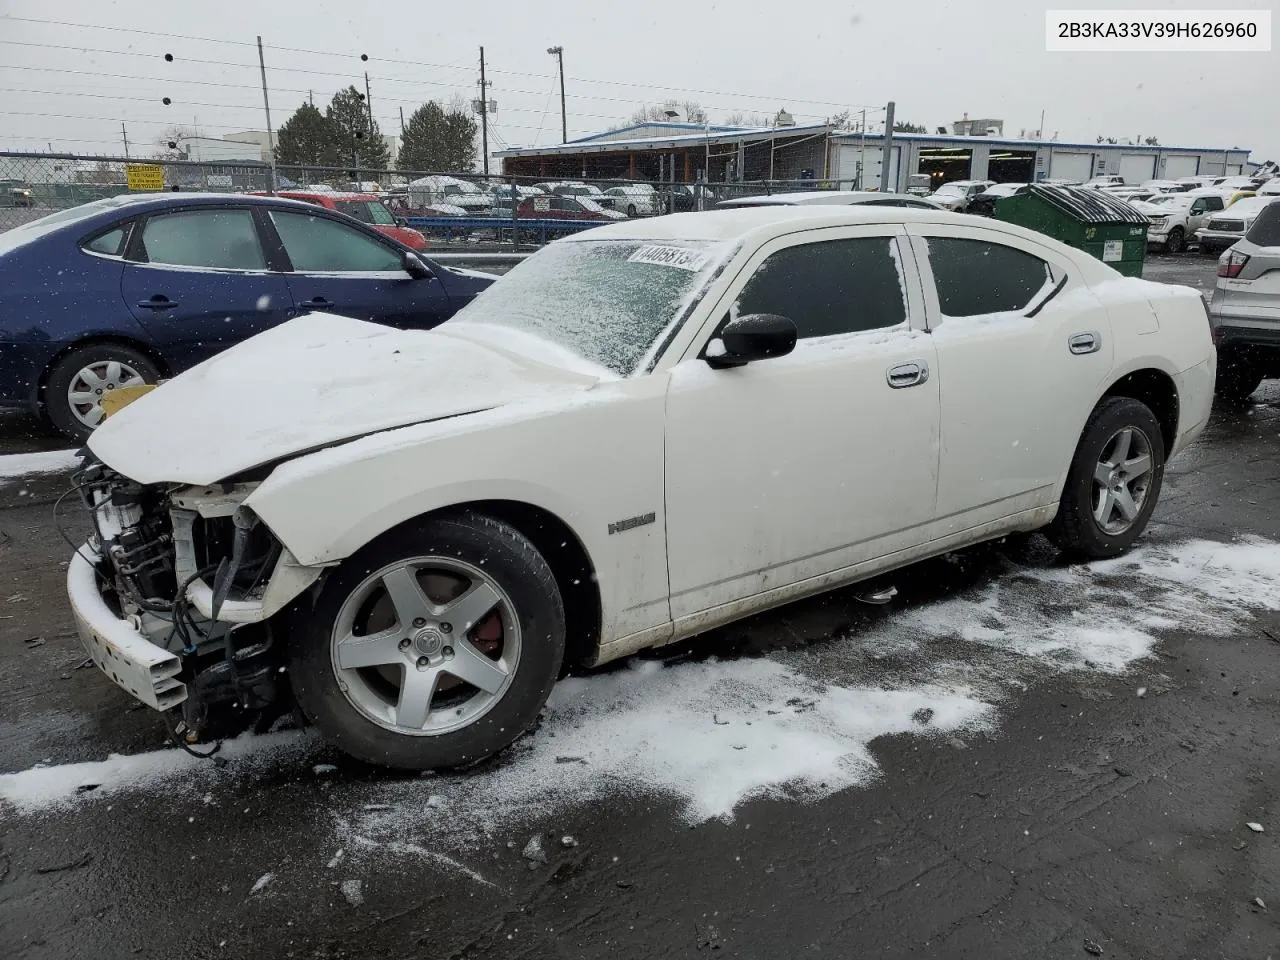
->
[364, 72, 374, 131]
[121, 122, 130, 159]
[547, 46, 566, 143]
[399, 106, 406, 136]
[880, 100, 895, 192]
[256, 36, 277, 194]
[479, 46, 490, 176]
[859, 109, 869, 186]
[1039, 108, 1045, 139]
[308, 89, 313, 107]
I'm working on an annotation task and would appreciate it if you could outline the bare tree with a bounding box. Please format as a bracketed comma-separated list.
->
[724, 111, 770, 127]
[152, 125, 197, 160]
[630, 100, 707, 124]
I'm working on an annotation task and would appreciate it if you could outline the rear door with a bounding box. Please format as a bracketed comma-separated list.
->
[908, 223, 1113, 530]
[264, 208, 454, 330]
[121, 206, 294, 370]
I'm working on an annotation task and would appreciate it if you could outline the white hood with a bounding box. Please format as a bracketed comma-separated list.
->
[88, 313, 599, 486]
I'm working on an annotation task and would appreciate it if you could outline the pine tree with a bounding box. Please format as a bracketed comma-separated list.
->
[396, 101, 478, 173]
[326, 86, 390, 171]
[274, 103, 340, 168]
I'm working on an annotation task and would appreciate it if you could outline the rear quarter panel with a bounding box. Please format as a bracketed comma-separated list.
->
[245, 376, 672, 646]
[1104, 278, 1215, 454]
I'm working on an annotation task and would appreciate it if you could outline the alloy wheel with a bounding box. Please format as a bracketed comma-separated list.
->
[330, 556, 521, 736]
[1092, 426, 1154, 535]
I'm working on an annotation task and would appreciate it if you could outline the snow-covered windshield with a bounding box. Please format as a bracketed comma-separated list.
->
[1146, 195, 1191, 207]
[578, 198, 607, 213]
[935, 184, 965, 196]
[451, 238, 731, 376]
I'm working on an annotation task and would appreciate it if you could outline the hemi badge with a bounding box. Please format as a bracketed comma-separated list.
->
[608, 512, 656, 535]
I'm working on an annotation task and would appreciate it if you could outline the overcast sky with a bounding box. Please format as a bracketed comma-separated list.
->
[1, 0, 1275, 164]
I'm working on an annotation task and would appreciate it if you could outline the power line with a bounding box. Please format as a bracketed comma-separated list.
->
[0, 20, 887, 112]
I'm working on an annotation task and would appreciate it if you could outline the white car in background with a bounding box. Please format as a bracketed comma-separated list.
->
[1195, 195, 1280, 255]
[407, 175, 493, 215]
[1133, 188, 1231, 253]
[602, 184, 658, 217]
[929, 180, 995, 211]
[1083, 175, 1126, 189]
[70, 206, 1215, 771]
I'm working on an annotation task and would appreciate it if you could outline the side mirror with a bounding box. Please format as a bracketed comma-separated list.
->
[403, 251, 432, 280]
[394, 216, 408, 226]
[707, 313, 797, 368]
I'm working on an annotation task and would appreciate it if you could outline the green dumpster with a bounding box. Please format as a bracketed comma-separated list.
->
[994, 184, 1149, 277]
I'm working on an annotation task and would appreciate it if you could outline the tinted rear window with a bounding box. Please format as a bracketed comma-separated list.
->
[1246, 202, 1280, 247]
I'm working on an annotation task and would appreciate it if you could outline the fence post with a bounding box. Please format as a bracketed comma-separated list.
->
[510, 175, 519, 251]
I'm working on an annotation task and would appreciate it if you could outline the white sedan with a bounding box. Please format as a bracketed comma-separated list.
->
[602, 185, 658, 217]
[71, 207, 1215, 770]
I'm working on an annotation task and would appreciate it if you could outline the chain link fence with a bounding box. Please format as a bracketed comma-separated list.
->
[0, 150, 866, 239]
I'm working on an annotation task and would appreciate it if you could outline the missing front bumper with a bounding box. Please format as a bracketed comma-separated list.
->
[67, 548, 186, 711]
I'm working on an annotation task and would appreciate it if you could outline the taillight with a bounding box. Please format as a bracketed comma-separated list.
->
[1218, 249, 1250, 278]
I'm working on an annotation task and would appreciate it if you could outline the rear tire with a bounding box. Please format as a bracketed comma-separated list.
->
[43, 343, 160, 442]
[1047, 397, 1165, 560]
[287, 511, 565, 770]
[1214, 352, 1264, 403]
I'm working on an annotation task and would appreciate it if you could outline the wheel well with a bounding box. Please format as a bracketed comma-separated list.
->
[444, 500, 601, 671]
[1103, 369, 1178, 452]
[36, 336, 171, 403]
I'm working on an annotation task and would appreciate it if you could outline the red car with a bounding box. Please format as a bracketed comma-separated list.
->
[516, 195, 627, 221]
[252, 191, 429, 250]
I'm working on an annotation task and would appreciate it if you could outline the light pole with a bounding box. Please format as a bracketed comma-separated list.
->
[547, 46, 567, 143]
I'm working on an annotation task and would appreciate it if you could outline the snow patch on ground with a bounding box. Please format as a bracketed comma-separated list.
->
[0, 449, 81, 479]
[361, 658, 992, 832]
[0, 730, 313, 814]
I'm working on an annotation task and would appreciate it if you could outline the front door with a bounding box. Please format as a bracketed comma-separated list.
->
[663, 227, 941, 621]
[121, 207, 294, 371]
[264, 209, 454, 330]
[908, 224, 1115, 532]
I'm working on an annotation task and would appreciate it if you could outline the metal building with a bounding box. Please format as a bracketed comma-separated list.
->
[496, 121, 1252, 190]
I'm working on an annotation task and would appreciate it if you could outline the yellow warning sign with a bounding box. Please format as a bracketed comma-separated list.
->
[126, 164, 166, 191]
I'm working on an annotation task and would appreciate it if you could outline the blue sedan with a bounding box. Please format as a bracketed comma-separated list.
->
[0, 193, 496, 439]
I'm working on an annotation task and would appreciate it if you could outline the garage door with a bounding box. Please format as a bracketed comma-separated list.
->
[837, 144, 899, 190]
[1163, 155, 1199, 179]
[1118, 154, 1156, 184]
[1049, 151, 1092, 182]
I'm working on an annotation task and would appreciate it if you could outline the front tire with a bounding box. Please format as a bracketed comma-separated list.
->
[1164, 228, 1185, 254]
[287, 511, 565, 770]
[626, 203, 637, 217]
[1047, 397, 1165, 560]
[44, 343, 160, 441]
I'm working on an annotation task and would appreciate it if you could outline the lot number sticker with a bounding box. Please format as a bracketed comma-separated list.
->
[627, 244, 711, 271]
[1102, 239, 1124, 262]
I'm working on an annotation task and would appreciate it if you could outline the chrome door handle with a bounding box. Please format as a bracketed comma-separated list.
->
[1069, 332, 1101, 355]
[886, 359, 930, 388]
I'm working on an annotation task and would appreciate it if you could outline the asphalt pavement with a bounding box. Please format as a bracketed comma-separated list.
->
[2, 253, 1279, 960]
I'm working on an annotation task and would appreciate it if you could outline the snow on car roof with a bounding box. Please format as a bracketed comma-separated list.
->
[566, 204, 1057, 244]
[1027, 184, 1150, 224]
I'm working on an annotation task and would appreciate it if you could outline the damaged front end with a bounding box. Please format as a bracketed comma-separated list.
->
[68, 458, 326, 741]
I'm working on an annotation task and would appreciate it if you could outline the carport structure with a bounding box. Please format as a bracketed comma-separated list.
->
[496, 121, 834, 184]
